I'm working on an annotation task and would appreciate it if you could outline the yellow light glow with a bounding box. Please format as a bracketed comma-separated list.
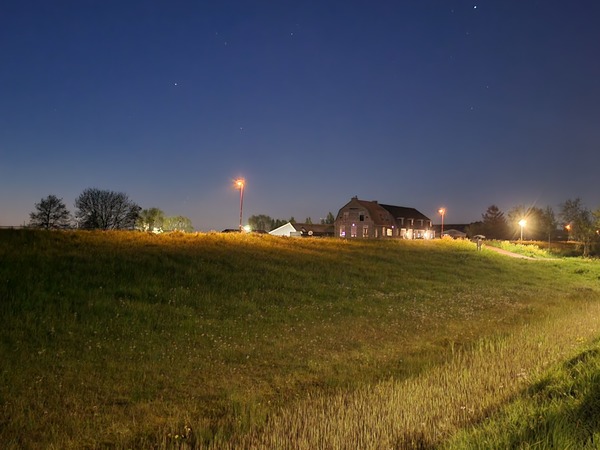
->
[235, 178, 245, 189]
[519, 219, 527, 227]
[438, 208, 445, 215]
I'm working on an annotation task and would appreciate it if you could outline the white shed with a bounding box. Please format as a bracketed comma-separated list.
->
[269, 222, 300, 237]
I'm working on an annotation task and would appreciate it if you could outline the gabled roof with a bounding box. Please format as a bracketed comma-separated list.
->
[269, 222, 297, 236]
[379, 204, 431, 222]
[343, 198, 394, 226]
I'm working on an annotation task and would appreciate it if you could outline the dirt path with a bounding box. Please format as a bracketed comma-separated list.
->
[483, 245, 537, 260]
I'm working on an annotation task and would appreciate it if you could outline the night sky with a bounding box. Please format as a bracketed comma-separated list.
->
[2, 1, 599, 231]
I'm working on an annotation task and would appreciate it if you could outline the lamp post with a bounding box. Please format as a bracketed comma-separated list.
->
[235, 178, 245, 231]
[438, 208, 446, 238]
[518, 219, 526, 241]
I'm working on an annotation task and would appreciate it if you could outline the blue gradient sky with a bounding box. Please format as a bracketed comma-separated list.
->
[2, 1, 599, 230]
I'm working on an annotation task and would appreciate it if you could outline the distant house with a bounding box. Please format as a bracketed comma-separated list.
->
[432, 223, 470, 239]
[334, 196, 433, 239]
[269, 222, 334, 237]
[442, 229, 467, 239]
[294, 223, 335, 237]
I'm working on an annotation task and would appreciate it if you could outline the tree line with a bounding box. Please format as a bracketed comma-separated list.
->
[29, 192, 600, 256]
[247, 212, 336, 232]
[468, 200, 600, 257]
[28, 189, 193, 232]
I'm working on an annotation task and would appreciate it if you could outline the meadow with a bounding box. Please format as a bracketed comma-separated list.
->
[1, 230, 599, 449]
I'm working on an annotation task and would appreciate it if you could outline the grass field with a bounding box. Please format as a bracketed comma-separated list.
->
[1, 230, 599, 448]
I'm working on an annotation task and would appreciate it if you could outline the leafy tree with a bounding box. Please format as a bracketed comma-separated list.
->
[137, 207, 165, 231]
[270, 218, 287, 230]
[507, 205, 547, 240]
[321, 212, 335, 224]
[304, 217, 313, 224]
[560, 198, 597, 257]
[289, 216, 296, 224]
[481, 205, 509, 239]
[163, 216, 194, 232]
[29, 195, 71, 229]
[75, 188, 140, 230]
[248, 214, 273, 231]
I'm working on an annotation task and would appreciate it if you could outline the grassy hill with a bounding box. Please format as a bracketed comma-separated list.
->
[1, 230, 599, 448]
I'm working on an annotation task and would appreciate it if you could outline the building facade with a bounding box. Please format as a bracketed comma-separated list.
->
[334, 197, 433, 239]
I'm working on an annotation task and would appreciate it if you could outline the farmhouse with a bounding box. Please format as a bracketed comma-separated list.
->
[334, 196, 433, 239]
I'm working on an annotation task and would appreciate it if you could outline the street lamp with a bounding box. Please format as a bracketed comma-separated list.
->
[235, 178, 245, 231]
[518, 219, 526, 241]
[438, 208, 446, 238]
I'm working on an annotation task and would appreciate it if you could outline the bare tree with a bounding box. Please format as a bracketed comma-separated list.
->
[75, 188, 140, 230]
[540, 206, 558, 245]
[29, 195, 71, 229]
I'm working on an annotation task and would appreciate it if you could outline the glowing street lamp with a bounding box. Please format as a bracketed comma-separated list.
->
[518, 219, 527, 241]
[235, 178, 245, 231]
[565, 223, 571, 240]
[438, 208, 446, 238]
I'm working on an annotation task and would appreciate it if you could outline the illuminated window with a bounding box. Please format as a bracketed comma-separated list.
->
[386, 228, 393, 237]
[351, 224, 357, 237]
[363, 226, 369, 237]
[339, 226, 345, 237]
